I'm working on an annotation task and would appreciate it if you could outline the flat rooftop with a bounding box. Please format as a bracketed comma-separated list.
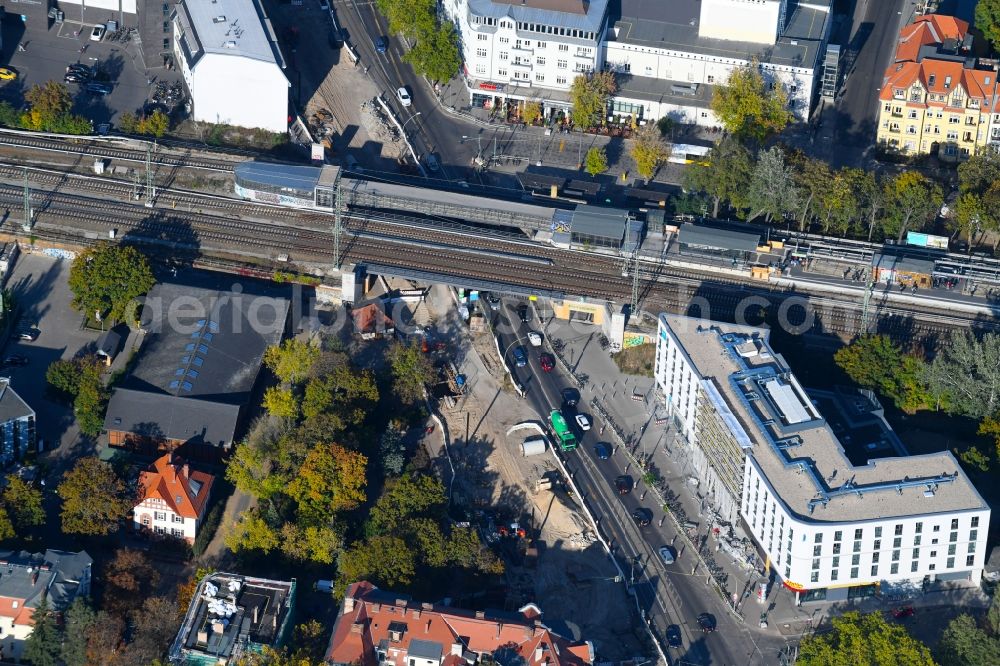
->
[663, 314, 987, 522]
[176, 0, 282, 66]
[169, 572, 296, 664]
[611, 0, 831, 71]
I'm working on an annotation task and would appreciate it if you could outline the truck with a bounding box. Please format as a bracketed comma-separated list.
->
[549, 410, 577, 451]
[520, 436, 547, 457]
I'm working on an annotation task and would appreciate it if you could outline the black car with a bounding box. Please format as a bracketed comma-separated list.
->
[85, 81, 112, 95]
[2, 355, 28, 367]
[666, 624, 682, 648]
[631, 508, 652, 527]
[374, 36, 387, 54]
[594, 442, 610, 460]
[614, 475, 633, 495]
[516, 303, 530, 322]
[328, 29, 344, 49]
[64, 72, 88, 83]
[561, 387, 579, 407]
[485, 293, 501, 311]
[697, 613, 717, 633]
[66, 63, 91, 75]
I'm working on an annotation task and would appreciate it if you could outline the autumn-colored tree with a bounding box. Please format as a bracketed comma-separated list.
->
[583, 146, 608, 177]
[103, 549, 160, 616]
[84, 611, 126, 666]
[301, 363, 378, 425]
[263, 386, 299, 419]
[175, 568, 212, 622]
[68, 242, 155, 322]
[630, 123, 669, 180]
[288, 442, 367, 522]
[264, 339, 320, 385]
[280, 523, 341, 564]
[22, 81, 73, 131]
[521, 101, 542, 125]
[710, 62, 792, 140]
[798, 611, 935, 665]
[0, 506, 14, 541]
[119, 596, 179, 664]
[569, 71, 617, 128]
[225, 508, 279, 554]
[58, 456, 132, 536]
[2, 474, 45, 529]
[137, 109, 170, 138]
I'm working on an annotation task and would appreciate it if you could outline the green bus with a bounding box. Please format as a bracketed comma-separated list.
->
[550, 410, 577, 451]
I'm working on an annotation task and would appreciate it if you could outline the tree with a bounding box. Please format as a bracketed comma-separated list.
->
[338, 534, 416, 588]
[387, 340, 434, 404]
[379, 427, 407, 476]
[682, 135, 753, 217]
[404, 22, 461, 82]
[68, 242, 155, 322]
[958, 149, 1000, 195]
[264, 339, 320, 385]
[301, 363, 378, 426]
[882, 171, 943, 242]
[569, 72, 616, 128]
[710, 62, 792, 140]
[834, 336, 930, 413]
[58, 456, 132, 536]
[953, 192, 986, 250]
[0, 506, 14, 541]
[369, 473, 446, 534]
[225, 508, 279, 554]
[103, 549, 160, 616]
[521, 101, 542, 125]
[746, 146, 800, 223]
[2, 474, 45, 529]
[119, 596, 178, 665]
[584, 146, 608, 177]
[23, 81, 73, 131]
[118, 111, 139, 135]
[280, 523, 341, 564]
[263, 386, 299, 419]
[928, 331, 1000, 419]
[74, 371, 109, 437]
[937, 613, 1000, 666]
[46, 358, 82, 396]
[62, 597, 97, 666]
[84, 611, 125, 666]
[288, 442, 367, 522]
[820, 168, 865, 235]
[22, 597, 62, 666]
[976, 0, 1000, 53]
[797, 611, 935, 665]
[137, 109, 170, 138]
[788, 151, 832, 231]
[630, 123, 669, 180]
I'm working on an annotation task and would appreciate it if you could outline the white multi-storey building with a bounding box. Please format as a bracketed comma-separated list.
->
[603, 0, 833, 126]
[442, 0, 609, 117]
[656, 314, 990, 602]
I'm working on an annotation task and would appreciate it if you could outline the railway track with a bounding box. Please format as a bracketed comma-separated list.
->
[0, 133, 238, 171]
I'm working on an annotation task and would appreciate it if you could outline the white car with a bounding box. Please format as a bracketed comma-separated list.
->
[527, 331, 542, 347]
[659, 546, 675, 565]
[397, 87, 412, 107]
[90, 25, 106, 42]
[576, 414, 591, 431]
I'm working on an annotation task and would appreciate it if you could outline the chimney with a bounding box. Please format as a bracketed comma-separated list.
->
[451, 643, 463, 657]
[421, 602, 432, 610]
[534, 647, 543, 662]
[197, 630, 209, 643]
[182, 463, 190, 479]
[344, 597, 355, 612]
[475, 611, 485, 619]
[395, 598, 407, 609]
[253, 606, 259, 623]
[350, 622, 364, 635]
[411, 609, 420, 620]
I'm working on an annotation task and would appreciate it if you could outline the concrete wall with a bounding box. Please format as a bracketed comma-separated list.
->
[179, 51, 289, 132]
[56, 0, 138, 15]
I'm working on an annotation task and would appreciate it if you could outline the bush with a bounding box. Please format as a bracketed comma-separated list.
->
[192, 501, 225, 558]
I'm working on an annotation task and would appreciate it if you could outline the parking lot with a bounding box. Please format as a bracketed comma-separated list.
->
[2, 251, 101, 456]
[0, 10, 181, 127]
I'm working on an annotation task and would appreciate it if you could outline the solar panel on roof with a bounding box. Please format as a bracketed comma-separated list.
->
[169, 380, 180, 389]
[192, 357, 204, 367]
[185, 343, 195, 352]
[175, 368, 185, 376]
[208, 321, 219, 333]
[181, 382, 193, 392]
[198, 344, 209, 354]
[187, 370, 199, 379]
[203, 333, 214, 342]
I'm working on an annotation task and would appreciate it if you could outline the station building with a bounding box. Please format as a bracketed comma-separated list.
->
[171, 0, 289, 132]
[655, 314, 990, 601]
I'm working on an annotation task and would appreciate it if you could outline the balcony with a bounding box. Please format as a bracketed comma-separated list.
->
[511, 59, 531, 69]
[886, 126, 901, 134]
[512, 43, 532, 53]
[890, 111, 903, 118]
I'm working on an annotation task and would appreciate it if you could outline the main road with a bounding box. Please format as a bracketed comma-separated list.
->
[490, 299, 782, 665]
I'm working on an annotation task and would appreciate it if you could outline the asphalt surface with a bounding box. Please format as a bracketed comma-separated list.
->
[491, 298, 776, 666]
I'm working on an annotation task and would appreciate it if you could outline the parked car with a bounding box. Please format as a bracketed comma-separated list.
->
[328, 29, 343, 49]
[527, 331, 542, 346]
[318, 0, 330, 9]
[539, 353, 555, 372]
[575, 414, 591, 431]
[16, 329, 38, 342]
[426, 153, 440, 172]
[666, 625, 682, 648]
[86, 81, 113, 95]
[374, 36, 387, 54]
[892, 606, 915, 619]
[512, 345, 527, 368]
[615, 475, 633, 495]
[516, 303, 530, 322]
[397, 87, 412, 107]
[485, 293, 501, 311]
[64, 72, 88, 83]
[594, 442, 610, 459]
[697, 613, 717, 633]
[658, 546, 675, 565]
[2, 355, 28, 367]
[0, 68, 17, 81]
[561, 387, 579, 407]
[90, 24, 106, 41]
[631, 508, 652, 527]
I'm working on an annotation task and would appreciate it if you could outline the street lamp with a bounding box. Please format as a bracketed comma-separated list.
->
[462, 134, 483, 166]
[401, 111, 422, 134]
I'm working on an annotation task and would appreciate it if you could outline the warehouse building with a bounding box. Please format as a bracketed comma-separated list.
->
[655, 314, 990, 602]
[172, 0, 289, 132]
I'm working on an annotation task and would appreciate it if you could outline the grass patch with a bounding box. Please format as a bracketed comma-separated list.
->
[613, 343, 655, 377]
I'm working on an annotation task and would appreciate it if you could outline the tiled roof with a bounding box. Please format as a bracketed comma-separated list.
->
[325, 582, 593, 666]
[137, 453, 214, 520]
[880, 58, 999, 102]
[895, 14, 968, 63]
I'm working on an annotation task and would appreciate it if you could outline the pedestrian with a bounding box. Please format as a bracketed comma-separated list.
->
[17, 42, 25, 52]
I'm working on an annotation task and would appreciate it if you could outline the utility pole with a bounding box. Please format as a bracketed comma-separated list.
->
[858, 254, 876, 335]
[333, 167, 343, 270]
[144, 142, 156, 208]
[621, 246, 640, 322]
[21, 168, 32, 232]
